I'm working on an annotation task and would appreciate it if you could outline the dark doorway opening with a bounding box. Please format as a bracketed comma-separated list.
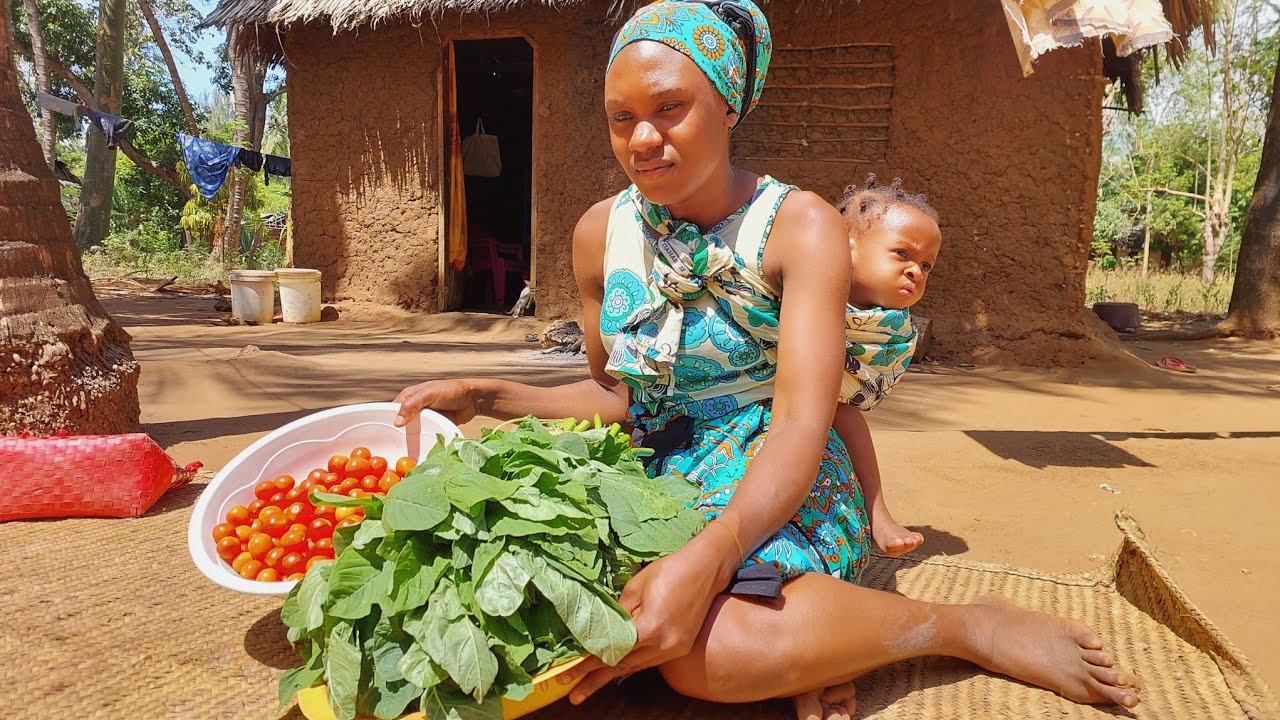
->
[450, 37, 534, 313]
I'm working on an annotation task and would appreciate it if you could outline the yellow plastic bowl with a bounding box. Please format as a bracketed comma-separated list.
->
[295, 657, 586, 720]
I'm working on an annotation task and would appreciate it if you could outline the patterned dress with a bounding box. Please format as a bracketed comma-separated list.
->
[600, 177, 871, 584]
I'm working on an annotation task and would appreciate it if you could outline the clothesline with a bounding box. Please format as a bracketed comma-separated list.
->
[34, 91, 292, 201]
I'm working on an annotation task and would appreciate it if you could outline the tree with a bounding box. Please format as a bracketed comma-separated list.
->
[1223, 47, 1280, 336]
[137, 0, 197, 136]
[215, 27, 279, 262]
[0, 0, 141, 434]
[73, 0, 127, 250]
[20, 0, 52, 169]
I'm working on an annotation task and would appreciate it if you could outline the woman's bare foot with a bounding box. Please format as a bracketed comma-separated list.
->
[964, 595, 1141, 707]
[870, 501, 923, 557]
[793, 681, 856, 720]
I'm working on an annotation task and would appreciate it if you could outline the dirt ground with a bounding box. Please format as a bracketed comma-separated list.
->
[105, 293, 1280, 690]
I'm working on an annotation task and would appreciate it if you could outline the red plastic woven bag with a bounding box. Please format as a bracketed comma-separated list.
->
[0, 433, 202, 521]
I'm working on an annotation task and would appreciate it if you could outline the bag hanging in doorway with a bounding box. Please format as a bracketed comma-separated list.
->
[462, 118, 502, 177]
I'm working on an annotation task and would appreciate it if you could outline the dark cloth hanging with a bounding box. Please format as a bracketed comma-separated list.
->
[264, 154, 292, 184]
[80, 106, 134, 149]
[176, 133, 240, 201]
[235, 149, 264, 172]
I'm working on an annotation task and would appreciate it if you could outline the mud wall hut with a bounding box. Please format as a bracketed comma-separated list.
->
[202, 0, 1196, 364]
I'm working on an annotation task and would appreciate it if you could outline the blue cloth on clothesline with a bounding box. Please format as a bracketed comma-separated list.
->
[177, 133, 240, 200]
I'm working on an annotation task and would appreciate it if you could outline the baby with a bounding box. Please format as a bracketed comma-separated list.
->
[832, 175, 942, 557]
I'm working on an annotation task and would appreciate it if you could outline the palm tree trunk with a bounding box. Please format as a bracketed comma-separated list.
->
[21, 0, 54, 171]
[73, 0, 127, 250]
[214, 27, 248, 262]
[0, 0, 141, 434]
[137, 0, 198, 136]
[1222, 49, 1280, 337]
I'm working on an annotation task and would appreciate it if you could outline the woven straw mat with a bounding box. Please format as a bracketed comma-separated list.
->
[1, 483, 1274, 720]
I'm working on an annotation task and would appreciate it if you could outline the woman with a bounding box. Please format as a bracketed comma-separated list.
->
[396, 2, 1141, 717]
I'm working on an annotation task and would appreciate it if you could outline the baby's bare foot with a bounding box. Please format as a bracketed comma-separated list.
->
[966, 595, 1141, 707]
[870, 503, 923, 557]
[792, 681, 856, 720]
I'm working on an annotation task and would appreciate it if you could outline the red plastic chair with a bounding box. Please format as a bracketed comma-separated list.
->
[468, 232, 524, 305]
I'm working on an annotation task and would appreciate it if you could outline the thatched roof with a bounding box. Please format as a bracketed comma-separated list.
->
[199, 0, 603, 30]
[202, 0, 1213, 39]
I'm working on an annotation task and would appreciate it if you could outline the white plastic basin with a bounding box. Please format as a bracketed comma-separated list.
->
[188, 402, 462, 595]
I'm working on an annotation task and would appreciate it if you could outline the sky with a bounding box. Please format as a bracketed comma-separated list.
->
[175, 0, 224, 102]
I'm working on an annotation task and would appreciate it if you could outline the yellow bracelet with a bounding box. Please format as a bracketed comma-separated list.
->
[708, 518, 745, 563]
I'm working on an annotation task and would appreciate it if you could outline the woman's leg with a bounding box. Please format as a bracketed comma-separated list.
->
[660, 573, 1141, 709]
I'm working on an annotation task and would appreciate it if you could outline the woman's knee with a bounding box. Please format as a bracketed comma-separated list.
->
[659, 594, 803, 703]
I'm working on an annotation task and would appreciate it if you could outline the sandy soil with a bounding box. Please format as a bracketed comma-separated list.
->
[107, 293, 1280, 689]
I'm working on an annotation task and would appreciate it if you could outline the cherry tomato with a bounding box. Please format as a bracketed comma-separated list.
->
[395, 457, 416, 476]
[258, 504, 283, 518]
[238, 560, 264, 580]
[359, 474, 379, 492]
[334, 506, 360, 521]
[247, 499, 266, 517]
[216, 536, 242, 560]
[264, 546, 286, 568]
[336, 515, 363, 529]
[307, 518, 334, 540]
[263, 513, 291, 537]
[226, 505, 250, 524]
[287, 573, 305, 582]
[378, 472, 401, 493]
[323, 472, 341, 487]
[336, 478, 358, 493]
[234, 525, 255, 542]
[344, 456, 371, 478]
[369, 456, 388, 474]
[348, 489, 366, 498]
[268, 492, 286, 507]
[254, 481, 276, 502]
[278, 529, 307, 551]
[256, 567, 280, 582]
[284, 502, 313, 525]
[212, 523, 236, 542]
[314, 505, 336, 519]
[272, 475, 296, 493]
[307, 468, 326, 484]
[328, 455, 349, 474]
[246, 533, 274, 559]
[351, 446, 372, 460]
[231, 551, 254, 573]
[284, 485, 306, 502]
[306, 556, 327, 571]
[280, 553, 305, 573]
[314, 537, 335, 557]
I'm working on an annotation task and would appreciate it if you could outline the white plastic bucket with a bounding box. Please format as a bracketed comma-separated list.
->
[276, 268, 323, 324]
[188, 402, 462, 595]
[227, 270, 276, 325]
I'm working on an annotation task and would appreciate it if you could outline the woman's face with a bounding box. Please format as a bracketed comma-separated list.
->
[604, 41, 737, 206]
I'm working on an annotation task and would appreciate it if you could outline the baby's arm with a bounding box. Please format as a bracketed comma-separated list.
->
[832, 403, 884, 509]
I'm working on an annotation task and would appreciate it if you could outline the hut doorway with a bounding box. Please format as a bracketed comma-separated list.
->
[443, 37, 535, 313]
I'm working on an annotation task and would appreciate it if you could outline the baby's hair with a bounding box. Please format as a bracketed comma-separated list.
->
[837, 174, 939, 230]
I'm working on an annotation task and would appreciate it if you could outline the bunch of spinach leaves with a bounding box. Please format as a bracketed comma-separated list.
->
[279, 417, 705, 720]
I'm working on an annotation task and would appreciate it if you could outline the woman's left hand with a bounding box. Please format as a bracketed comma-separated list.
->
[560, 533, 737, 704]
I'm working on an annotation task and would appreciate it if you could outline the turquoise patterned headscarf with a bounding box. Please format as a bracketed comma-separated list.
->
[608, 1, 772, 119]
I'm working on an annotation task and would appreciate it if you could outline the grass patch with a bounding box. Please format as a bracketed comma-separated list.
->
[1086, 264, 1233, 316]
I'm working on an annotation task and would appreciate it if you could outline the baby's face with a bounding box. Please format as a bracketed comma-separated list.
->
[847, 205, 942, 310]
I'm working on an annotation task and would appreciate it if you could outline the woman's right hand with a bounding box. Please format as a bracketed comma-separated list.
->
[393, 379, 479, 427]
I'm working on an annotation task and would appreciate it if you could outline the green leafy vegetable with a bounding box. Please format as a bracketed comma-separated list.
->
[280, 417, 705, 719]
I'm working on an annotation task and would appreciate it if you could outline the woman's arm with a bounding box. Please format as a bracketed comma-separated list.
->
[394, 198, 630, 427]
[709, 190, 853, 579]
[564, 191, 854, 701]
